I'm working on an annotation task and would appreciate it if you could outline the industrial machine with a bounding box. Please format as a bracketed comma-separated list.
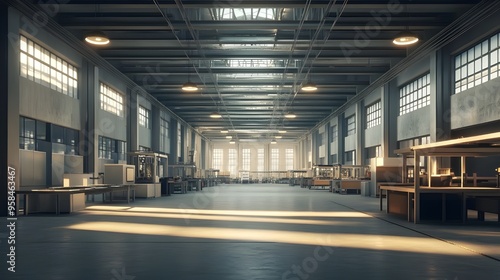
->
[128, 151, 168, 197]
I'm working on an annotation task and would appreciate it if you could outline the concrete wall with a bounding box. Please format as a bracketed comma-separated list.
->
[397, 106, 431, 141]
[450, 78, 500, 129]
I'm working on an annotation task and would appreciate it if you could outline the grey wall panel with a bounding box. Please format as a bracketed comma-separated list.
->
[344, 134, 356, 151]
[397, 106, 431, 140]
[96, 111, 127, 141]
[138, 126, 152, 148]
[52, 153, 65, 186]
[364, 87, 383, 105]
[396, 56, 430, 86]
[19, 79, 80, 129]
[365, 126, 383, 148]
[64, 155, 84, 174]
[450, 78, 500, 129]
[20, 150, 46, 186]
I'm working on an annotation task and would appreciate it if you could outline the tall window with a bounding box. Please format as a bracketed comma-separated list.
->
[366, 101, 381, 128]
[100, 83, 124, 117]
[160, 118, 169, 153]
[20, 35, 78, 98]
[271, 148, 279, 171]
[455, 32, 500, 94]
[285, 148, 294, 170]
[346, 115, 356, 136]
[138, 106, 150, 128]
[257, 148, 264, 172]
[331, 125, 338, 142]
[213, 149, 223, 170]
[242, 149, 250, 170]
[228, 149, 237, 176]
[399, 73, 430, 115]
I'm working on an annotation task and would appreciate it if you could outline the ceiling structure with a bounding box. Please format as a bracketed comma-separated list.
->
[30, 0, 482, 143]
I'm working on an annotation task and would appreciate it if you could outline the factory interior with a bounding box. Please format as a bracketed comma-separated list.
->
[1, 1, 500, 279]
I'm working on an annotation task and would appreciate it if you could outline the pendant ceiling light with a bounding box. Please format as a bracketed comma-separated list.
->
[284, 112, 296, 119]
[302, 81, 317, 91]
[270, 140, 277, 144]
[210, 112, 222, 118]
[393, 30, 419, 46]
[85, 31, 110, 45]
[85, 4, 109, 45]
[181, 81, 198, 91]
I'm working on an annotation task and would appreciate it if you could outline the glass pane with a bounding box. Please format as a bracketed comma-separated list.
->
[36, 120, 46, 140]
[25, 118, 36, 139]
[52, 124, 65, 144]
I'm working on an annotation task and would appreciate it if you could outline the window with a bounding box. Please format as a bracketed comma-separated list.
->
[160, 118, 169, 153]
[455, 32, 500, 94]
[285, 148, 294, 170]
[20, 117, 78, 154]
[366, 146, 382, 160]
[271, 148, 279, 171]
[366, 101, 381, 128]
[100, 83, 124, 117]
[398, 136, 430, 167]
[345, 150, 356, 165]
[399, 73, 430, 115]
[177, 123, 182, 159]
[99, 136, 126, 160]
[213, 149, 223, 170]
[257, 148, 264, 172]
[346, 115, 356, 136]
[228, 149, 237, 177]
[213, 8, 282, 20]
[331, 125, 338, 142]
[20, 35, 78, 98]
[138, 106, 150, 128]
[242, 149, 250, 170]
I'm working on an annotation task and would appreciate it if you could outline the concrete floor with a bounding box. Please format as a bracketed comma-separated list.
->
[2, 184, 500, 280]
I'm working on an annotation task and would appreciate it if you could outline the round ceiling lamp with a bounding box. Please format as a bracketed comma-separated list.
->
[270, 140, 277, 144]
[181, 81, 198, 91]
[210, 112, 222, 118]
[284, 112, 296, 119]
[85, 31, 110, 45]
[278, 130, 287, 133]
[275, 135, 282, 139]
[229, 140, 236, 144]
[302, 82, 317, 91]
[393, 31, 419, 46]
[221, 130, 229, 133]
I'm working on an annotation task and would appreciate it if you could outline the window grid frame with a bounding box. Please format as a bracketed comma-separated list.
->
[100, 83, 124, 117]
[19, 35, 78, 98]
[285, 148, 294, 171]
[346, 115, 356, 136]
[271, 148, 279, 171]
[454, 32, 500, 94]
[212, 149, 223, 170]
[366, 101, 381, 129]
[399, 73, 430, 116]
[138, 106, 150, 128]
[242, 148, 251, 171]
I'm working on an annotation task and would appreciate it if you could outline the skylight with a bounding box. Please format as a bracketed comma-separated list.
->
[213, 8, 282, 21]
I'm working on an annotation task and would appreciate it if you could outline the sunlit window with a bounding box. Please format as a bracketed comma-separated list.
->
[138, 106, 150, 128]
[346, 115, 356, 136]
[242, 149, 250, 170]
[228, 149, 237, 177]
[455, 32, 499, 94]
[20, 35, 78, 98]
[331, 125, 338, 142]
[213, 149, 223, 170]
[213, 8, 282, 20]
[100, 83, 124, 117]
[160, 118, 169, 153]
[366, 101, 381, 129]
[399, 73, 430, 116]
[257, 148, 264, 172]
[271, 148, 279, 171]
[285, 148, 294, 170]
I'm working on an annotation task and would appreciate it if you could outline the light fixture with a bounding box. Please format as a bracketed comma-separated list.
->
[210, 112, 222, 118]
[302, 82, 317, 91]
[278, 130, 287, 133]
[285, 112, 296, 119]
[393, 31, 419, 46]
[270, 140, 277, 144]
[225, 135, 232, 139]
[275, 135, 282, 139]
[181, 81, 198, 91]
[229, 140, 236, 144]
[221, 130, 229, 133]
[85, 31, 110, 45]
